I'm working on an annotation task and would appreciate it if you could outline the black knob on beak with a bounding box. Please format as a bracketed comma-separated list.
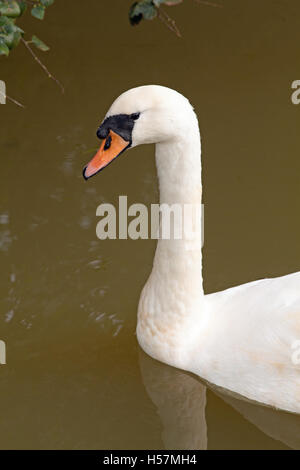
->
[96, 127, 107, 140]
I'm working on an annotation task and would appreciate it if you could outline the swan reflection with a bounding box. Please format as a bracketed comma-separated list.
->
[139, 349, 300, 450]
[139, 349, 207, 450]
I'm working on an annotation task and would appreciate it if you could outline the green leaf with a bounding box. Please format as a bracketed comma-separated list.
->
[129, 3, 142, 25]
[18, 0, 27, 16]
[0, 37, 9, 55]
[129, 0, 157, 25]
[31, 34, 49, 51]
[0, 31, 13, 47]
[10, 30, 20, 48]
[2, 21, 23, 35]
[13, 24, 24, 34]
[0, 24, 20, 49]
[3, 22, 15, 34]
[41, 0, 54, 6]
[0, 1, 21, 17]
[0, 15, 11, 26]
[31, 4, 45, 20]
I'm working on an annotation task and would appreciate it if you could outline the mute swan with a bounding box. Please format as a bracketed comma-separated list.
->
[83, 85, 300, 414]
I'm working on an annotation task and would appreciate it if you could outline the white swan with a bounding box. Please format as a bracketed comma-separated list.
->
[83, 85, 300, 414]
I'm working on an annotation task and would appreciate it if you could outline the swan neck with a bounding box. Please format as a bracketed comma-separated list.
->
[155, 129, 202, 206]
[137, 112, 203, 368]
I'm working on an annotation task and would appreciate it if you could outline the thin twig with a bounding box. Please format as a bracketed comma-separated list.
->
[158, 7, 182, 38]
[194, 0, 223, 8]
[0, 89, 25, 108]
[21, 37, 64, 93]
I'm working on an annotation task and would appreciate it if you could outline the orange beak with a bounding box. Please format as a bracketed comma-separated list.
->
[83, 130, 130, 180]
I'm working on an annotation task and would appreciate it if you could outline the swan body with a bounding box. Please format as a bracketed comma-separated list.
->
[84, 85, 300, 414]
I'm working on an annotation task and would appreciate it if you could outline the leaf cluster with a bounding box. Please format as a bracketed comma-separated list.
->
[0, 0, 53, 56]
[129, 0, 182, 26]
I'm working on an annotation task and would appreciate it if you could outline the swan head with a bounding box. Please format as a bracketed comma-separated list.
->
[83, 85, 195, 179]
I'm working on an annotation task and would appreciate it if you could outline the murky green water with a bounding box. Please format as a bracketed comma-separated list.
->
[0, 0, 299, 449]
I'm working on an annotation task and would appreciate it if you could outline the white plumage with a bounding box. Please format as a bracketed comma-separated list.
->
[101, 85, 300, 414]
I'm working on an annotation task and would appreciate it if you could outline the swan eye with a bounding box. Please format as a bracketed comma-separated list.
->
[104, 134, 112, 150]
[130, 112, 140, 120]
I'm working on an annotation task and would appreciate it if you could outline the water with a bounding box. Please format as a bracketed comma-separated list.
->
[0, 0, 299, 449]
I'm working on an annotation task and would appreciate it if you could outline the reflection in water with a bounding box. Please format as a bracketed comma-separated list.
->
[139, 349, 300, 450]
[216, 389, 300, 450]
[139, 349, 207, 450]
